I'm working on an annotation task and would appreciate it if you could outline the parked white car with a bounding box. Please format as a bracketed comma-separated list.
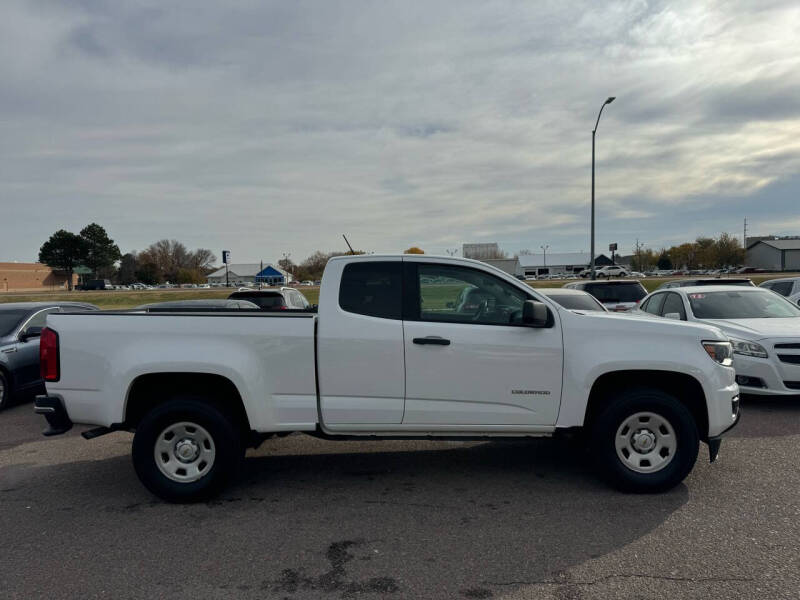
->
[638, 285, 800, 396]
[596, 265, 630, 278]
[36, 255, 739, 501]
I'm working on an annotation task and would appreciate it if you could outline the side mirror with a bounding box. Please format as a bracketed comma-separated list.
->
[664, 312, 681, 320]
[522, 300, 551, 327]
[19, 326, 43, 341]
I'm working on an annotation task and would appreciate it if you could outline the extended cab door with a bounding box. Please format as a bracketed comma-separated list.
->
[401, 260, 562, 426]
[316, 258, 405, 424]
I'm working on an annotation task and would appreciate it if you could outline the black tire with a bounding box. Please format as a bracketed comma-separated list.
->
[589, 388, 699, 493]
[0, 370, 10, 411]
[132, 397, 244, 503]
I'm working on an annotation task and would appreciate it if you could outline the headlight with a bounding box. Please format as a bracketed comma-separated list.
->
[730, 339, 768, 359]
[702, 341, 733, 366]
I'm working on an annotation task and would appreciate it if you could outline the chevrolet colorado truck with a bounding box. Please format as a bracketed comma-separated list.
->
[35, 255, 740, 502]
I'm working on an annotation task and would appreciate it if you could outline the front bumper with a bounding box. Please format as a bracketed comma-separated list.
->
[733, 352, 800, 396]
[707, 399, 740, 462]
[34, 395, 73, 437]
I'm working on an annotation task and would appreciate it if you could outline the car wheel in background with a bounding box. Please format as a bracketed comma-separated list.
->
[0, 370, 9, 410]
[590, 387, 699, 493]
[132, 397, 244, 503]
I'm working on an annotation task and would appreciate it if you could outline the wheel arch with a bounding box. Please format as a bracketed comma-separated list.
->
[584, 370, 709, 441]
[124, 372, 252, 436]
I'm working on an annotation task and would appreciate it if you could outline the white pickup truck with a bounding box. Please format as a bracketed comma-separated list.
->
[35, 255, 740, 502]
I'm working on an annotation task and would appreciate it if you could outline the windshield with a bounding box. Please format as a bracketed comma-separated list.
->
[0, 310, 28, 337]
[583, 282, 647, 303]
[546, 293, 605, 311]
[688, 289, 800, 319]
[231, 293, 284, 308]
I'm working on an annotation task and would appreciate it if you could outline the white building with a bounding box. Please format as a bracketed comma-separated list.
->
[518, 252, 613, 276]
[206, 263, 291, 286]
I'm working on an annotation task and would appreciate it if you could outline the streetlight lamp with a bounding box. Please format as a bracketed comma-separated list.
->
[590, 96, 615, 280]
[540, 244, 550, 276]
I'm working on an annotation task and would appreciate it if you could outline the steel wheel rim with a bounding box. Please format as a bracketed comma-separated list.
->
[615, 411, 677, 474]
[154, 421, 216, 483]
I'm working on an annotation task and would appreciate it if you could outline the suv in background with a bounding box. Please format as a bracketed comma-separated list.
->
[657, 278, 754, 290]
[760, 277, 800, 306]
[595, 265, 630, 278]
[563, 279, 648, 312]
[228, 287, 311, 310]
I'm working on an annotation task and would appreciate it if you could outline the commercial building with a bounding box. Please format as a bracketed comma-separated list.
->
[481, 258, 522, 277]
[0, 262, 78, 292]
[746, 238, 800, 271]
[206, 263, 291, 286]
[517, 252, 613, 277]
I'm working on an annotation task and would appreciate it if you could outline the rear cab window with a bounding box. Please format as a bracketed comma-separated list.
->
[339, 262, 402, 319]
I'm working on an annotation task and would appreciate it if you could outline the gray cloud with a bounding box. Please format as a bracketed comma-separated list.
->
[1, 0, 799, 262]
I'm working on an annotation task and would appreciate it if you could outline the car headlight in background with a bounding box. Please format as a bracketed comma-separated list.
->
[730, 339, 768, 359]
[702, 341, 733, 366]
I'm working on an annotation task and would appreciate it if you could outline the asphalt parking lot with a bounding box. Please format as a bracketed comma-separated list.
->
[1, 396, 799, 600]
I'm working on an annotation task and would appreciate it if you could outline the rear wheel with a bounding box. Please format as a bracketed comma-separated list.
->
[132, 398, 243, 502]
[590, 388, 699, 493]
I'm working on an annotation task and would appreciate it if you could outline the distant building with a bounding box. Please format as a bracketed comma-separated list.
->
[206, 263, 291, 286]
[463, 243, 502, 260]
[517, 252, 612, 277]
[482, 258, 521, 277]
[746, 238, 800, 271]
[0, 262, 77, 292]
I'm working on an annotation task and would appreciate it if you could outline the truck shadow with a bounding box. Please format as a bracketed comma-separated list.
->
[2, 436, 689, 599]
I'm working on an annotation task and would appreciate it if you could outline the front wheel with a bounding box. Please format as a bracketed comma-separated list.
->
[0, 370, 9, 410]
[589, 388, 699, 493]
[132, 398, 243, 502]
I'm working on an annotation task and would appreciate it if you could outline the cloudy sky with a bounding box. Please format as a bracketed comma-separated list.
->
[2, 0, 799, 264]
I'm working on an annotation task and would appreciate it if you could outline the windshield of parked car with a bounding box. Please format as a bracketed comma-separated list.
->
[688, 290, 800, 319]
[545, 293, 606, 311]
[0, 310, 28, 337]
[582, 282, 647, 303]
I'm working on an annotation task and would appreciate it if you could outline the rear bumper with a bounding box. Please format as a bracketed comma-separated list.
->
[34, 395, 73, 437]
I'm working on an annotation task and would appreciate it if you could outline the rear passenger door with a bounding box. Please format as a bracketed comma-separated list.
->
[316, 259, 405, 424]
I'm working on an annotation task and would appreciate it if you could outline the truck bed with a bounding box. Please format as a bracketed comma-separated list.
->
[45, 311, 319, 432]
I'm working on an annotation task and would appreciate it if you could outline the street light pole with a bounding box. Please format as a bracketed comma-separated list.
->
[540, 244, 550, 275]
[591, 96, 615, 280]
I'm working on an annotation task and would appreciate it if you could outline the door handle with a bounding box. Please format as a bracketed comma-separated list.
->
[413, 336, 450, 346]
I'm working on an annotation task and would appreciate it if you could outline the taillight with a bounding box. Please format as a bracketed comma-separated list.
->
[40, 327, 60, 382]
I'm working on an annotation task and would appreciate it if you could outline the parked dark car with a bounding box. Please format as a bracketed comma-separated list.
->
[656, 277, 754, 290]
[0, 302, 98, 409]
[563, 280, 648, 312]
[536, 288, 608, 312]
[228, 287, 312, 310]
[135, 299, 260, 311]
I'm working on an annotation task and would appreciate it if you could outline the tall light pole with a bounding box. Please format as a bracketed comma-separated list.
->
[540, 244, 550, 275]
[591, 96, 615, 280]
[281, 252, 291, 285]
